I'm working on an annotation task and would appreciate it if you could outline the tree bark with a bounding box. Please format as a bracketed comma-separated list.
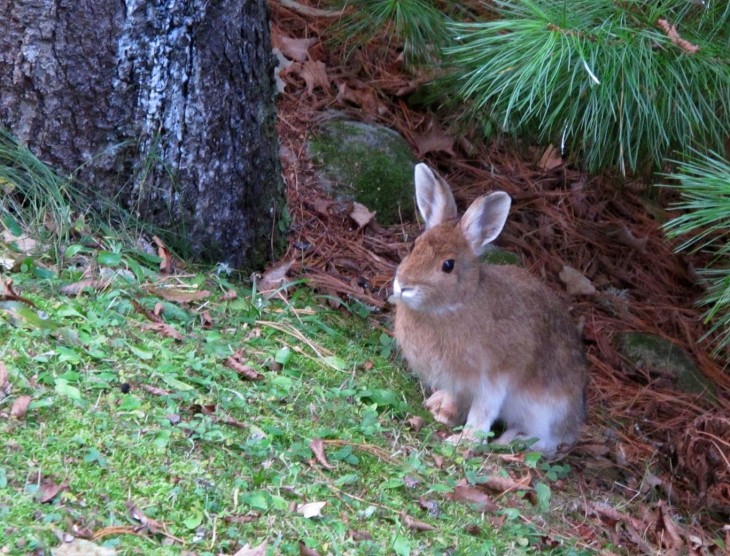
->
[0, 0, 285, 270]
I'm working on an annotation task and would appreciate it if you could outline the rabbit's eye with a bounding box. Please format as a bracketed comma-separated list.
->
[442, 259, 455, 273]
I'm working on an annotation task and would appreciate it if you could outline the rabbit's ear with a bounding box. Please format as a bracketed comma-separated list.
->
[460, 192, 511, 255]
[415, 164, 457, 229]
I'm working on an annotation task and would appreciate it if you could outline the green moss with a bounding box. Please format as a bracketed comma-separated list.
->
[615, 331, 716, 399]
[308, 120, 417, 225]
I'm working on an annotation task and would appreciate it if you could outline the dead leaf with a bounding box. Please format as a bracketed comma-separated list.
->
[0, 361, 9, 399]
[446, 485, 498, 512]
[224, 512, 261, 524]
[231, 542, 268, 556]
[308, 197, 333, 217]
[413, 127, 455, 157]
[538, 145, 563, 170]
[273, 33, 316, 62]
[335, 82, 380, 114]
[38, 478, 67, 503]
[222, 289, 238, 300]
[298, 541, 321, 556]
[402, 512, 436, 532]
[147, 287, 210, 303]
[259, 260, 294, 293]
[350, 202, 376, 229]
[141, 322, 184, 341]
[300, 60, 329, 96]
[225, 355, 264, 381]
[138, 383, 173, 396]
[52, 538, 117, 556]
[617, 224, 648, 253]
[131, 299, 163, 323]
[483, 474, 533, 493]
[657, 19, 700, 54]
[559, 266, 596, 296]
[1, 229, 37, 254]
[60, 279, 108, 296]
[296, 501, 326, 519]
[10, 395, 31, 420]
[152, 236, 173, 274]
[127, 502, 163, 534]
[200, 310, 213, 328]
[405, 415, 425, 432]
[418, 497, 441, 517]
[309, 438, 334, 470]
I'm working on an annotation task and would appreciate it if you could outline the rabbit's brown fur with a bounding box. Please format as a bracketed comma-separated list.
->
[392, 165, 586, 454]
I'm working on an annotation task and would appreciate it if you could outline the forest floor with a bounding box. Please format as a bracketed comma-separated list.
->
[271, 0, 730, 552]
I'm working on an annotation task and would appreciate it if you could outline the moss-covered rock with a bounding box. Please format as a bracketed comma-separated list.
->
[307, 119, 417, 225]
[481, 248, 522, 266]
[615, 331, 716, 400]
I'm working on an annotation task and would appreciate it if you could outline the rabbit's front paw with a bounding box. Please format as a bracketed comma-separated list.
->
[424, 390, 460, 426]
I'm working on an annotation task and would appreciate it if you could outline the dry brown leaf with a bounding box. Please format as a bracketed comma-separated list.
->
[259, 259, 294, 293]
[127, 502, 163, 534]
[148, 287, 210, 304]
[413, 127, 455, 157]
[152, 236, 173, 274]
[138, 383, 173, 396]
[483, 474, 532, 493]
[300, 60, 329, 96]
[296, 501, 326, 518]
[657, 19, 699, 54]
[10, 395, 31, 420]
[200, 310, 213, 328]
[559, 265, 596, 296]
[131, 299, 163, 323]
[309, 438, 334, 470]
[617, 224, 648, 253]
[222, 289, 238, 300]
[60, 279, 108, 296]
[141, 322, 184, 341]
[224, 356, 264, 381]
[446, 485, 498, 512]
[0, 361, 9, 399]
[402, 512, 437, 532]
[213, 413, 248, 430]
[298, 541, 321, 556]
[231, 541, 268, 556]
[350, 202, 376, 228]
[273, 33, 316, 62]
[38, 478, 67, 503]
[335, 82, 380, 114]
[309, 197, 333, 217]
[405, 415, 425, 432]
[537, 145, 563, 171]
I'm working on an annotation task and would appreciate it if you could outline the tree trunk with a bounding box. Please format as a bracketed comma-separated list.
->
[0, 0, 285, 270]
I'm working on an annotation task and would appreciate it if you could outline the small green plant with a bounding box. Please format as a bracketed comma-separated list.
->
[662, 151, 730, 355]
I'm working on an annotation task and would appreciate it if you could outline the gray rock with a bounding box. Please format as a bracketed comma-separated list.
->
[307, 118, 417, 225]
[615, 331, 716, 399]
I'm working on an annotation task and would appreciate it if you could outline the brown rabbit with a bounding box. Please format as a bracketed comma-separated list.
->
[391, 164, 586, 454]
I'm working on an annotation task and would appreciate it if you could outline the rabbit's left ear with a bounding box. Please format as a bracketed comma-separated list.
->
[460, 192, 511, 255]
[414, 163, 458, 229]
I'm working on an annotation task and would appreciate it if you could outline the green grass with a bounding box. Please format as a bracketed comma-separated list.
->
[0, 242, 594, 555]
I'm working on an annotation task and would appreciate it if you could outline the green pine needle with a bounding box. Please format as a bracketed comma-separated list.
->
[662, 151, 730, 356]
[332, 0, 450, 65]
[440, 0, 730, 174]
